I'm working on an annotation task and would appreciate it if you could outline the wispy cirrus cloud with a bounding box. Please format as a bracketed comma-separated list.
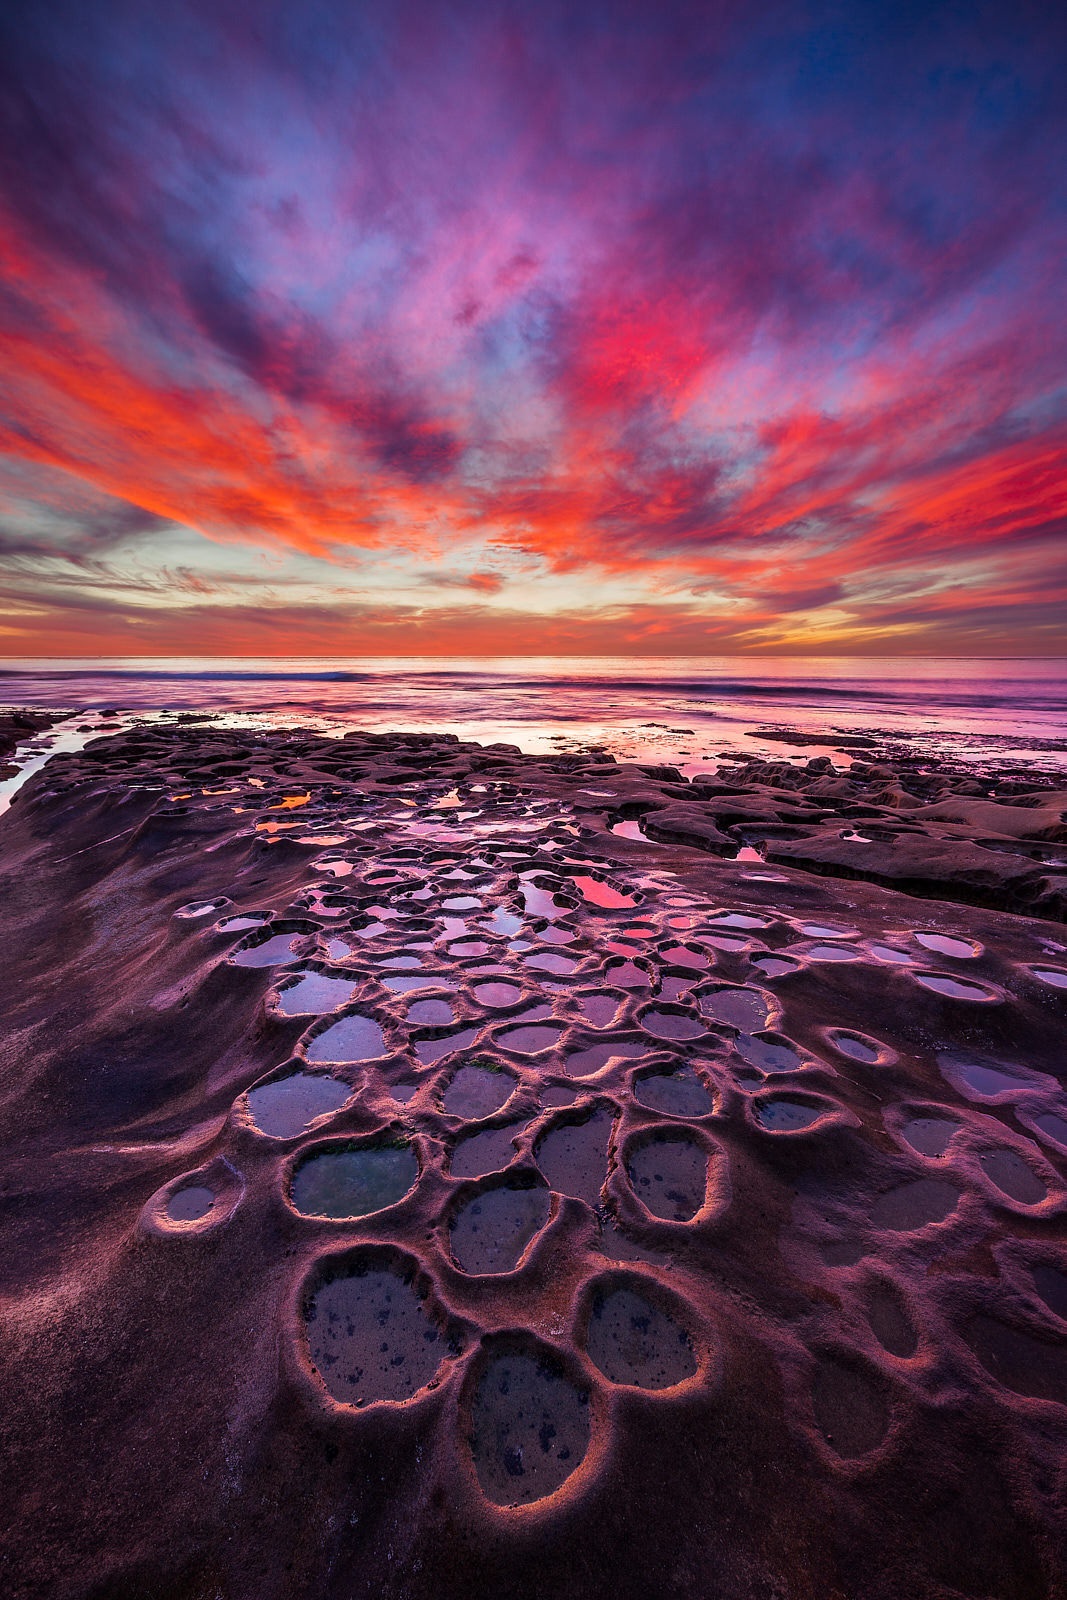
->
[0, 0, 1064, 652]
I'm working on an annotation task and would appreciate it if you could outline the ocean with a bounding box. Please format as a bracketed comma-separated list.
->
[2, 656, 1065, 794]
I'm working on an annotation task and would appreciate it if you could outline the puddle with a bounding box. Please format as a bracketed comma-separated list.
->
[866, 1282, 917, 1357]
[473, 982, 523, 1007]
[627, 1134, 707, 1221]
[978, 1150, 1047, 1205]
[469, 1351, 590, 1505]
[572, 875, 637, 910]
[451, 1124, 522, 1179]
[521, 885, 570, 920]
[1031, 966, 1067, 989]
[708, 912, 769, 930]
[449, 939, 491, 956]
[749, 955, 799, 979]
[604, 960, 650, 989]
[247, 1071, 352, 1137]
[806, 944, 860, 963]
[443, 895, 482, 911]
[915, 973, 999, 1002]
[699, 988, 770, 1031]
[812, 1359, 888, 1458]
[291, 1143, 419, 1217]
[660, 945, 709, 969]
[939, 1053, 1028, 1098]
[705, 935, 751, 952]
[754, 1099, 823, 1132]
[482, 907, 523, 937]
[389, 1083, 420, 1104]
[535, 1108, 613, 1208]
[408, 998, 454, 1026]
[635, 1067, 714, 1118]
[450, 1182, 551, 1274]
[831, 1034, 880, 1063]
[1033, 1114, 1067, 1151]
[585, 1287, 696, 1389]
[497, 1023, 565, 1055]
[231, 930, 312, 967]
[801, 924, 857, 939]
[871, 1179, 960, 1231]
[276, 971, 357, 1015]
[899, 1116, 958, 1157]
[443, 1064, 516, 1120]
[915, 932, 981, 959]
[611, 820, 647, 841]
[175, 899, 229, 920]
[575, 992, 620, 1028]
[217, 912, 271, 932]
[736, 1034, 802, 1074]
[524, 952, 579, 976]
[305, 1262, 447, 1404]
[416, 1028, 480, 1065]
[166, 1185, 215, 1222]
[966, 1316, 1067, 1404]
[566, 1039, 648, 1077]
[307, 1014, 386, 1063]
[641, 1008, 704, 1041]
[869, 943, 915, 965]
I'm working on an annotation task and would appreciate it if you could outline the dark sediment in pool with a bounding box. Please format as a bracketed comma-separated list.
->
[1, 719, 1065, 1600]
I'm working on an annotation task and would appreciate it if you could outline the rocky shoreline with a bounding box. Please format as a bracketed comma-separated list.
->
[1, 719, 1065, 1600]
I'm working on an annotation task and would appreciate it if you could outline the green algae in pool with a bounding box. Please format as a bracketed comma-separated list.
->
[470, 1352, 590, 1505]
[585, 1286, 696, 1389]
[291, 1143, 418, 1217]
[450, 1182, 550, 1274]
[247, 1071, 352, 1137]
[306, 1264, 446, 1404]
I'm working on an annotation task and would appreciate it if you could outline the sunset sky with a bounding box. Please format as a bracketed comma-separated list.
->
[1, 0, 1065, 656]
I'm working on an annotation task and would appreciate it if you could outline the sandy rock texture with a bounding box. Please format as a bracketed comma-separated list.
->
[1, 724, 1065, 1600]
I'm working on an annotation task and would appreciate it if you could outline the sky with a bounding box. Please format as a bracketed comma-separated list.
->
[0, 0, 1065, 657]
